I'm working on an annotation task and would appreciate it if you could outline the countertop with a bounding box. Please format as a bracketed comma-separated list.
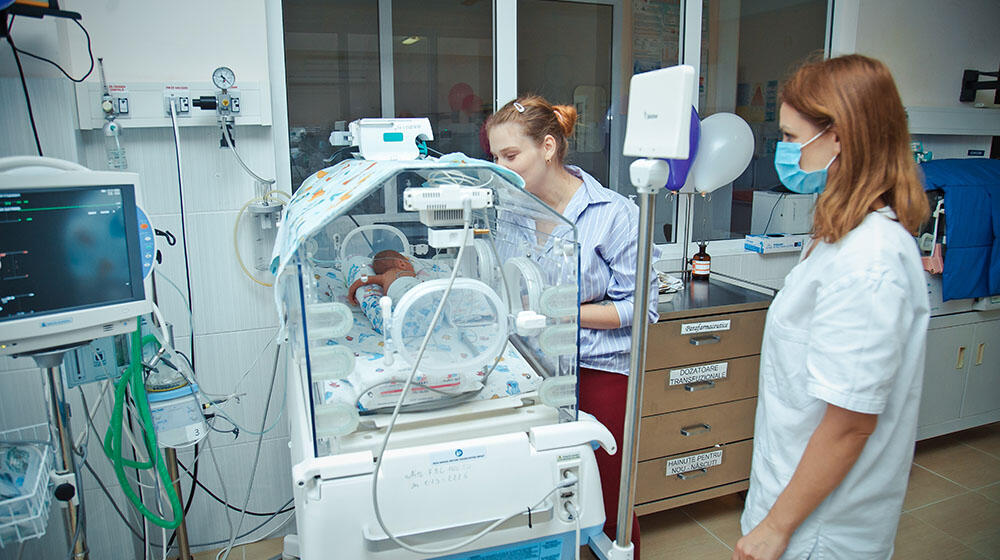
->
[657, 274, 773, 320]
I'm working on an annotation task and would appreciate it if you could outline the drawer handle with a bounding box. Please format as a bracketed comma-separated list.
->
[680, 423, 712, 437]
[689, 334, 721, 346]
[684, 380, 716, 392]
[956, 346, 966, 369]
[677, 468, 708, 480]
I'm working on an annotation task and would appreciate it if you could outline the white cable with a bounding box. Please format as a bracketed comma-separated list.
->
[566, 502, 581, 560]
[153, 270, 195, 341]
[205, 436, 235, 560]
[220, 126, 276, 186]
[151, 301, 173, 349]
[219, 343, 282, 560]
[370, 203, 564, 555]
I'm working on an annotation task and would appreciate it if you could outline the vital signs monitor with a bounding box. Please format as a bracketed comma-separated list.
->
[0, 167, 152, 356]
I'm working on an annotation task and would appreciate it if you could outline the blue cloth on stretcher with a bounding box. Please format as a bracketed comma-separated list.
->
[920, 158, 1000, 301]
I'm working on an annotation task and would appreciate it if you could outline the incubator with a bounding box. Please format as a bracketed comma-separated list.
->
[272, 144, 613, 559]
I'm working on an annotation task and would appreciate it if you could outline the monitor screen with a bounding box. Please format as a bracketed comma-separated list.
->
[0, 184, 145, 322]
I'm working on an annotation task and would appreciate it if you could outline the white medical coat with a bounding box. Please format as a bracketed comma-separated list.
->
[741, 208, 930, 559]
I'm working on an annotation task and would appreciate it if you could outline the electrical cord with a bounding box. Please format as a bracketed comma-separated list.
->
[174, 458, 293, 516]
[566, 502, 581, 560]
[5, 15, 42, 156]
[218, 343, 282, 560]
[167, 98, 198, 371]
[6, 15, 94, 82]
[371, 213, 470, 554]
[82, 458, 145, 541]
[323, 145, 359, 165]
[761, 192, 786, 235]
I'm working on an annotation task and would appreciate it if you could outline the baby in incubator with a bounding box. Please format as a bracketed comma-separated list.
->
[346, 250, 422, 304]
[344, 250, 425, 334]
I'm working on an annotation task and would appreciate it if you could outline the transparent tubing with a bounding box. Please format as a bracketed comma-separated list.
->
[617, 191, 657, 548]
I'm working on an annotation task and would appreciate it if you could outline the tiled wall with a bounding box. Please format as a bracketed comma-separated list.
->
[1, 77, 292, 559]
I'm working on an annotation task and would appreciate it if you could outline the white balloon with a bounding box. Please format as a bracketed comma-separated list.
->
[689, 113, 754, 193]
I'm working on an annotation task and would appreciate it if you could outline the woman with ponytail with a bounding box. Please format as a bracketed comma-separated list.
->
[485, 95, 659, 558]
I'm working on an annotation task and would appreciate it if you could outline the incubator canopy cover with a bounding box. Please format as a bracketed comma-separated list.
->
[0, 169, 150, 355]
[272, 154, 582, 456]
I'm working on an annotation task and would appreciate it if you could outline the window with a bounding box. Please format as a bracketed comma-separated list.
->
[282, 0, 381, 190]
[275, 0, 828, 250]
[692, 0, 827, 242]
[392, 0, 493, 158]
[516, 0, 614, 187]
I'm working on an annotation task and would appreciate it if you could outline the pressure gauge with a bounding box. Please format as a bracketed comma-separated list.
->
[212, 66, 236, 90]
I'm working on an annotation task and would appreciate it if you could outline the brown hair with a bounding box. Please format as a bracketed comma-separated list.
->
[483, 94, 578, 164]
[781, 54, 928, 243]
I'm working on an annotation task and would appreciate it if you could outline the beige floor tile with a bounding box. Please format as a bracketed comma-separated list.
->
[909, 493, 1000, 559]
[639, 508, 732, 560]
[903, 464, 968, 511]
[977, 482, 1000, 505]
[679, 493, 745, 549]
[955, 422, 1000, 459]
[892, 513, 986, 560]
[913, 435, 1000, 489]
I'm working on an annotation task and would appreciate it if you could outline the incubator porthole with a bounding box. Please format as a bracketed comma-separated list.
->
[390, 278, 508, 374]
[503, 257, 544, 313]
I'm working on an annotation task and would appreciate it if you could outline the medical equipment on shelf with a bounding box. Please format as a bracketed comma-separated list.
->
[272, 125, 613, 559]
[0, 157, 169, 557]
[750, 190, 817, 235]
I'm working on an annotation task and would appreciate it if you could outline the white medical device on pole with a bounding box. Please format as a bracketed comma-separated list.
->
[588, 66, 697, 560]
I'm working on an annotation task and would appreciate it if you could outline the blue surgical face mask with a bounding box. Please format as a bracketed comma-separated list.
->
[774, 127, 837, 194]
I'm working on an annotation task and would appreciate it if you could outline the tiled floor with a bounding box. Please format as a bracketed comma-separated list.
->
[193, 423, 1000, 560]
[583, 422, 1000, 560]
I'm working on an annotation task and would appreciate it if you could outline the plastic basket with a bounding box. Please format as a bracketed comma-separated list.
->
[0, 423, 55, 548]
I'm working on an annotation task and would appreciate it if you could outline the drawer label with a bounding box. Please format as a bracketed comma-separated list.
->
[669, 362, 728, 386]
[666, 449, 724, 476]
[681, 320, 731, 335]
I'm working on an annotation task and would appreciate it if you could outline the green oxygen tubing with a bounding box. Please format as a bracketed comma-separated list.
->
[102, 325, 184, 529]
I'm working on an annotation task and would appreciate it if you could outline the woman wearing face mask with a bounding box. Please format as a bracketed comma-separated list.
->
[485, 95, 659, 557]
[734, 55, 930, 560]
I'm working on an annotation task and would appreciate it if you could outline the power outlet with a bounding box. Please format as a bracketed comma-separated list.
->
[557, 463, 581, 523]
[163, 86, 192, 117]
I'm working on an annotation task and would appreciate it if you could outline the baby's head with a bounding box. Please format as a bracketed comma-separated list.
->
[371, 250, 414, 274]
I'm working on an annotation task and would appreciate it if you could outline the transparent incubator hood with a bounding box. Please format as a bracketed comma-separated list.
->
[274, 157, 581, 456]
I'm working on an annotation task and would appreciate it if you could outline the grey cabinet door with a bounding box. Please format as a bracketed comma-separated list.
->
[962, 319, 1000, 417]
[918, 325, 973, 428]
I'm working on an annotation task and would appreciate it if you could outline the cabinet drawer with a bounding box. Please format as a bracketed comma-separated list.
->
[638, 398, 757, 461]
[642, 355, 760, 415]
[646, 309, 766, 370]
[636, 439, 754, 504]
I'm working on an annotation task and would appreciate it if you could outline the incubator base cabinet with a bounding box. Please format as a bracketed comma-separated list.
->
[271, 153, 613, 558]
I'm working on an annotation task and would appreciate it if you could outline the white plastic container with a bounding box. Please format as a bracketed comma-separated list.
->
[147, 383, 208, 449]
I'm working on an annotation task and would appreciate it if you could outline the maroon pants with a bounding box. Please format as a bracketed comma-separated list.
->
[578, 367, 641, 559]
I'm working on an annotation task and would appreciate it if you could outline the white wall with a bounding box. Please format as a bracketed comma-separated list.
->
[0, 2, 290, 559]
[853, 0, 1000, 109]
